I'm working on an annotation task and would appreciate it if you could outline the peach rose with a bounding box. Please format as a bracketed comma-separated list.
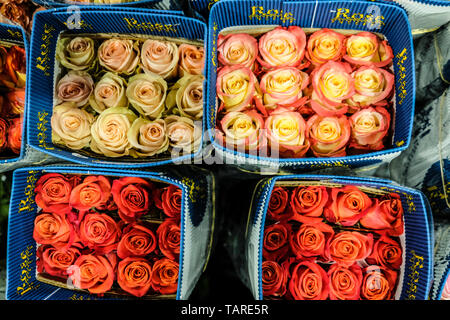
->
[128, 118, 169, 157]
[306, 28, 346, 65]
[178, 43, 205, 76]
[343, 32, 394, 68]
[98, 38, 139, 74]
[55, 71, 94, 107]
[89, 72, 128, 113]
[218, 33, 258, 69]
[325, 231, 373, 266]
[165, 115, 201, 153]
[166, 74, 204, 120]
[140, 39, 179, 79]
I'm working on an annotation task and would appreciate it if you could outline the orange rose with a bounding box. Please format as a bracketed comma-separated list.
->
[289, 222, 334, 260]
[117, 223, 157, 259]
[328, 263, 363, 300]
[34, 173, 75, 213]
[69, 175, 112, 212]
[343, 32, 393, 68]
[325, 231, 373, 266]
[262, 260, 288, 298]
[151, 258, 179, 295]
[37, 245, 81, 278]
[178, 44, 205, 76]
[263, 223, 291, 262]
[288, 261, 329, 300]
[366, 236, 402, 270]
[266, 187, 290, 221]
[154, 184, 182, 219]
[361, 265, 398, 300]
[33, 212, 73, 249]
[7, 117, 22, 154]
[290, 186, 329, 224]
[117, 257, 153, 297]
[306, 28, 346, 66]
[79, 212, 121, 255]
[157, 219, 180, 261]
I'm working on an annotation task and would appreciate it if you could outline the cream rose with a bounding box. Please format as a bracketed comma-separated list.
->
[128, 117, 169, 157]
[98, 38, 139, 75]
[141, 39, 179, 79]
[56, 37, 95, 71]
[165, 115, 201, 153]
[178, 44, 205, 76]
[89, 72, 128, 113]
[166, 74, 204, 120]
[55, 70, 94, 107]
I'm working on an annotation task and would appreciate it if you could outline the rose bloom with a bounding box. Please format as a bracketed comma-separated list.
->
[218, 33, 258, 69]
[324, 186, 372, 226]
[178, 43, 205, 76]
[306, 28, 346, 65]
[257, 26, 307, 69]
[56, 37, 95, 71]
[98, 38, 139, 75]
[111, 177, 153, 223]
[165, 115, 201, 153]
[325, 231, 373, 266]
[79, 212, 121, 255]
[68, 253, 116, 295]
[349, 106, 391, 151]
[151, 258, 179, 295]
[117, 223, 157, 259]
[51, 103, 94, 151]
[166, 74, 204, 120]
[141, 39, 179, 79]
[128, 118, 169, 157]
[343, 32, 394, 68]
[290, 186, 329, 224]
[262, 260, 288, 298]
[55, 71, 94, 107]
[3, 45, 26, 88]
[154, 184, 182, 219]
[310, 61, 355, 116]
[328, 263, 363, 300]
[216, 65, 262, 112]
[266, 186, 290, 221]
[0, 118, 6, 152]
[288, 261, 329, 300]
[263, 223, 291, 262]
[157, 219, 181, 261]
[367, 236, 402, 270]
[441, 275, 450, 300]
[289, 222, 334, 260]
[117, 257, 153, 297]
[265, 107, 310, 158]
[361, 265, 398, 300]
[260, 67, 309, 112]
[360, 193, 404, 236]
[33, 212, 73, 249]
[7, 117, 22, 154]
[89, 72, 128, 113]
[37, 245, 81, 278]
[5, 89, 25, 115]
[34, 173, 75, 213]
[69, 175, 112, 212]
[306, 114, 350, 157]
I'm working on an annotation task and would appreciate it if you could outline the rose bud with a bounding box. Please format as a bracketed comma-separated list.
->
[7, 117, 22, 154]
[68, 253, 116, 295]
[360, 193, 404, 236]
[349, 106, 391, 151]
[37, 245, 81, 278]
[89, 72, 128, 113]
[310, 61, 355, 116]
[140, 39, 179, 79]
[178, 43, 205, 76]
[306, 28, 346, 66]
[157, 219, 181, 261]
[0, 118, 6, 152]
[266, 187, 290, 221]
[262, 260, 288, 298]
[260, 67, 309, 112]
[218, 33, 258, 70]
[361, 265, 398, 300]
[154, 184, 182, 219]
[263, 223, 291, 262]
[34, 173, 76, 213]
[328, 263, 363, 300]
[165, 115, 202, 154]
[5, 88, 25, 115]
[56, 37, 95, 71]
[90, 107, 137, 158]
[165, 74, 204, 120]
[33, 212, 73, 249]
[290, 186, 329, 224]
[343, 32, 394, 68]
[288, 261, 329, 300]
[117, 257, 153, 297]
[218, 109, 266, 152]
[366, 236, 402, 270]
[69, 175, 112, 212]
[151, 258, 179, 295]
[51, 103, 94, 151]
[265, 107, 310, 158]
[289, 222, 335, 260]
[325, 231, 373, 266]
[79, 212, 121, 255]
[111, 177, 154, 223]
[55, 71, 94, 107]
[98, 38, 139, 75]
[257, 26, 308, 69]
[128, 118, 169, 157]
[126, 73, 167, 119]
[117, 223, 157, 259]
[306, 114, 350, 157]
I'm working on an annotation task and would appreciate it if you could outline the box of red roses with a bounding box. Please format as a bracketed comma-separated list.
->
[206, 0, 415, 170]
[5, 165, 215, 300]
[237, 175, 434, 300]
[27, 8, 207, 168]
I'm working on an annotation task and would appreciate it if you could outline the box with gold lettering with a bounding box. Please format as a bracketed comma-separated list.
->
[6, 165, 215, 300]
[206, 0, 415, 170]
[32, 0, 163, 9]
[26, 7, 207, 168]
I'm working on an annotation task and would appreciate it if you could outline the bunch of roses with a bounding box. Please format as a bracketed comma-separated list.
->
[215, 27, 395, 158]
[0, 44, 26, 158]
[51, 36, 205, 159]
[261, 184, 404, 300]
[33, 173, 183, 297]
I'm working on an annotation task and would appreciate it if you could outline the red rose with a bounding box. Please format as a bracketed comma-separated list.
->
[33, 212, 74, 249]
[288, 261, 329, 300]
[289, 222, 334, 260]
[290, 186, 329, 224]
[69, 175, 112, 212]
[151, 258, 179, 295]
[157, 219, 181, 261]
[266, 187, 290, 221]
[262, 260, 288, 298]
[5, 89, 25, 115]
[263, 223, 291, 262]
[324, 186, 372, 226]
[111, 177, 153, 223]
[0, 117, 7, 152]
[328, 263, 363, 300]
[366, 236, 402, 270]
[79, 212, 121, 255]
[35, 173, 76, 213]
[7, 117, 22, 154]
[361, 265, 398, 300]
[117, 257, 153, 297]
[154, 185, 182, 219]
[325, 231, 373, 266]
[117, 223, 157, 259]
[37, 245, 81, 278]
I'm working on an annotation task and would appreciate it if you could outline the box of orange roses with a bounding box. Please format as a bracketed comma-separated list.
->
[5, 165, 215, 300]
[27, 7, 207, 168]
[233, 175, 434, 300]
[206, 0, 415, 170]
